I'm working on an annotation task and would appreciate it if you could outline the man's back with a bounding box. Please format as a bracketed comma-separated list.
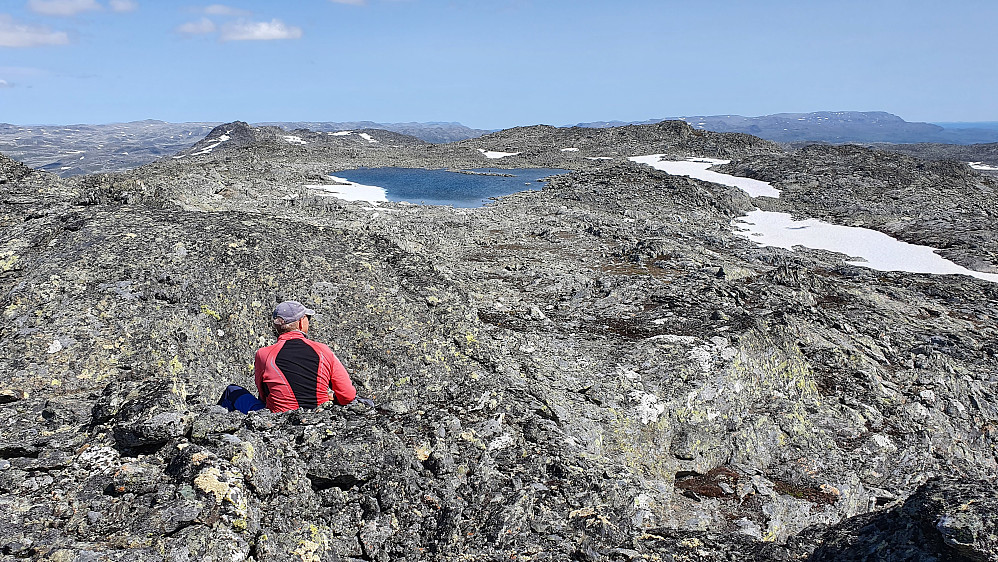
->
[254, 331, 356, 412]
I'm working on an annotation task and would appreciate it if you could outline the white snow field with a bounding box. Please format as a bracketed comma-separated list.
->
[629, 155, 781, 198]
[478, 149, 520, 159]
[631, 154, 998, 282]
[306, 176, 388, 204]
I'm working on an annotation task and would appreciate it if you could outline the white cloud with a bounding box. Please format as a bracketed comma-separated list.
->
[0, 14, 70, 47]
[109, 0, 138, 12]
[28, 0, 102, 16]
[220, 19, 302, 41]
[0, 79, 11, 88]
[204, 4, 251, 16]
[177, 18, 216, 35]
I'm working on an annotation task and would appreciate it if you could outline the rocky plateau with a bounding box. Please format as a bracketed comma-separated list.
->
[1, 119, 996, 561]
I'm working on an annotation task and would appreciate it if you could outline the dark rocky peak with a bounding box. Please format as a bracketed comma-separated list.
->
[176, 123, 429, 160]
[0, 152, 33, 184]
[178, 121, 257, 156]
[204, 121, 255, 143]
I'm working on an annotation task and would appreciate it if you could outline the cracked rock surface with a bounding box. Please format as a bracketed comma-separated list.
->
[1, 122, 996, 560]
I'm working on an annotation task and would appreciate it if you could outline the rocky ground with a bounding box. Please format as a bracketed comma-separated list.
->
[1, 121, 996, 561]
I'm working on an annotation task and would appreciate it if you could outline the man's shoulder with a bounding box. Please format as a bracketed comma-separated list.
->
[302, 337, 335, 355]
[255, 341, 280, 357]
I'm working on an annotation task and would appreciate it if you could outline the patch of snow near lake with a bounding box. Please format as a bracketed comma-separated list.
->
[306, 176, 388, 204]
[734, 210, 998, 283]
[478, 149, 520, 159]
[968, 161, 998, 171]
[283, 135, 307, 145]
[629, 154, 781, 198]
[561, 147, 580, 152]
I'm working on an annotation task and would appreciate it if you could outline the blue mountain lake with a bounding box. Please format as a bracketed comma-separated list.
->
[332, 167, 569, 207]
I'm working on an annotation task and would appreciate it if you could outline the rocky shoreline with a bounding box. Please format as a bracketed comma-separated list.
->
[1, 121, 996, 561]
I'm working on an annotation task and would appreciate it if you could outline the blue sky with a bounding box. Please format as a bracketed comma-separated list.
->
[1, 0, 995, 129]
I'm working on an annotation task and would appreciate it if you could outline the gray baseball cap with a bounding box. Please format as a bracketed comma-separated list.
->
[272, 300, 315, 324]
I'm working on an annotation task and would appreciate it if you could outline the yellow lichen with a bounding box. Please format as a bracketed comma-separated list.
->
[168, 356, 184, 376]
[0, 253, 18, 273]
[193, 467, 229, 504]
[200, 305, 222, 320]
[292, 540, 321, 562]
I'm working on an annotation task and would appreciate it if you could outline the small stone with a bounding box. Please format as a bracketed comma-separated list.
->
[528, 306, 546, 321]
[0, 389, 27, 404]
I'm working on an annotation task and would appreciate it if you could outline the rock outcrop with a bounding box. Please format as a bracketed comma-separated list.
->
[1, 122, 996, 560]
[720, 143, 998, 272]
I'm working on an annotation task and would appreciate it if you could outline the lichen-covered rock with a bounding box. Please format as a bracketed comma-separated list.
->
[92, 376, 192, 449]
[806, 478, 998, 561]
[1, 121, 997, 560]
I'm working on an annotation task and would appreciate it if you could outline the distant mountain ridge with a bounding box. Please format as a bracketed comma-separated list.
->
[5, 112, 998, 178]
[575, 111, 998, 145]
[0, 119, 488, 176]
[256, 121, 490, 144]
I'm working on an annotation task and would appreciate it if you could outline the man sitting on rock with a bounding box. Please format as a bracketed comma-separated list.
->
[219, 300, 371, 413]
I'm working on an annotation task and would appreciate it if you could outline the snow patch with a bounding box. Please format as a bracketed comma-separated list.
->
[358, 132, 377, 143]
[283, 135, 307, 145]
[586, 156, 613, 160]
[629, 154, 781, 198]
[192, 141, 223, 155]
[733, 210, 998, 283]
[560, 147, 580, 152]
[331, 131, 352, 136]
[478, 149, 520, 159]
[968, 161, 998, 171]
[306, 175, 388, 204]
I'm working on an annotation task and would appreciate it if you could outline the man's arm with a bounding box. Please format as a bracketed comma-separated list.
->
[253, 349, 268, 402]
[327, 352, 357, 405]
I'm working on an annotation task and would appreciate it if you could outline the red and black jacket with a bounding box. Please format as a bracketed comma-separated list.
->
[254, 331, 357, 413]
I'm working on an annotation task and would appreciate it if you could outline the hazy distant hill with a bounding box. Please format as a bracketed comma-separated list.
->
[7, 113, 998, 177]
[575, 111, 998, 145]
[0, 120, 219, 177]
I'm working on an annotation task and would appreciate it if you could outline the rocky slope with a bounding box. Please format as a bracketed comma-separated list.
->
[1, 122, 996, 561]
[718, 144, 998, 272]
[874, 142, 998, 173]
